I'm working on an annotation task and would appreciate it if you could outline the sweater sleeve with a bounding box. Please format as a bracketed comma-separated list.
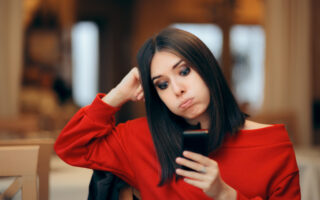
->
[54, 93, 136, 186]
[236, 171, 300, 200]
[269, 171, 300, 199]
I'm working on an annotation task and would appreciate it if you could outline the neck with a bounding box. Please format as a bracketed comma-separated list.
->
[185, 113, 210, 129]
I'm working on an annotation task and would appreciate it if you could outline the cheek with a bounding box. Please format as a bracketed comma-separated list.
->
[158, 92, 171, 106]
[203, 88, 211, 106]
[158, 92, 178, 112]
[197, 81, 210, 106]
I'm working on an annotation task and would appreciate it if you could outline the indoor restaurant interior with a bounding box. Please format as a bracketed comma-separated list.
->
[0, 0, 319, 199]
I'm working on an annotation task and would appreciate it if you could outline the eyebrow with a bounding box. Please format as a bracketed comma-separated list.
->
[151, 59, 184, 82]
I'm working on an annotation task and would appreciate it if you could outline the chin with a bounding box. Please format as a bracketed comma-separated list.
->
[184, 108, 209, 121]
[183, 112, 203, 121]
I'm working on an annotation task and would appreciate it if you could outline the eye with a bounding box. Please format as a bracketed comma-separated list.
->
[156, 81, 168, 90]
[179, 66, 191, 76]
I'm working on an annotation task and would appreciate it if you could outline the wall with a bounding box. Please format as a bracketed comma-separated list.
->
[263, 0, 312, 146]
[0, 0, 23, 118]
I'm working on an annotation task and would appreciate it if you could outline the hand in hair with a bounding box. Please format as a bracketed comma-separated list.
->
[175, 151, 237, 200]
[102, 67, 144, 107]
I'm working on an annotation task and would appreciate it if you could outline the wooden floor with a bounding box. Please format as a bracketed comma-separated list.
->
[50, 155, 92, 200]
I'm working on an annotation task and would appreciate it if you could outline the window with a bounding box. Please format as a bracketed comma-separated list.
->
[71, 22, 99, 107]
[230, 25, 265, 111]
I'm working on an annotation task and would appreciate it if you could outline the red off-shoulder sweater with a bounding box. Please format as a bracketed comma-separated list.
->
[54, 94, 300, 200]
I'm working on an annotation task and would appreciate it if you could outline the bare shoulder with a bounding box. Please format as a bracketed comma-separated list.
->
[242, 120, 272, 130]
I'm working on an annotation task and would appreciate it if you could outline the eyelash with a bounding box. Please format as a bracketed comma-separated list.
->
[179, 66, 190, 76]
[156, 82, 168, 90]
[155, 65, 191, 90]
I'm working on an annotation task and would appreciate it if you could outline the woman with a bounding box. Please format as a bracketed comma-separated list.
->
[55, 28, 300, 199]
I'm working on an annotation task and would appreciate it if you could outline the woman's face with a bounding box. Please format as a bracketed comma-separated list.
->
[150, 50, 211, 126]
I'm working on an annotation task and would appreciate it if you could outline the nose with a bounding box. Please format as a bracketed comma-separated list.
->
[171, 79, 185, 96]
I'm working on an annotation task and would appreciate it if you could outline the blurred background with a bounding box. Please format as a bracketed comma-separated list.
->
[0, 0, 319, 199]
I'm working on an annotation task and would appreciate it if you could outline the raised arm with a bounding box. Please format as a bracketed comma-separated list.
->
[102, 67, 144, 107]
[54, 67, 144, 186]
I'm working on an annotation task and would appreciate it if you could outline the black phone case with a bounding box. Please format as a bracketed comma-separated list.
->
[182, 130, 209, 156]
[181, 130, 209, 171]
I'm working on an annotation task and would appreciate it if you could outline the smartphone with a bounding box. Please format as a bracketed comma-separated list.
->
[181, 130, 208, 171]
[182, 129, 209, 156]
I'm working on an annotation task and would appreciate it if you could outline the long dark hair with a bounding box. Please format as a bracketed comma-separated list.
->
[137, 28, 247, 186]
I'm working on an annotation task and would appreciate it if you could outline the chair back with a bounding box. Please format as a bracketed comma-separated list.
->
[0, 145, 39, 200]
[0, 138, 54, 200]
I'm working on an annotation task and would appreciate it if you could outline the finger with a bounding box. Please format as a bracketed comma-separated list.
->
[132, 67, 141, 81]
[136, 91, 144, 101]
[183, 178, 207, 189]
[183, 151, 214, 167]
[176, 168, 207, 180]
[176, 157, 204, 172]
[133, 85, 143, 99]
[137, 84, 143, 92]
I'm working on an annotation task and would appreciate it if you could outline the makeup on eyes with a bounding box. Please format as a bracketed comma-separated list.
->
[151, 59, 184, 82]
[153, 63, 191, 90]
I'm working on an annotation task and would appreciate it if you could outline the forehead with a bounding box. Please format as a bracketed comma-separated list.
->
[150, 51, 182, 76]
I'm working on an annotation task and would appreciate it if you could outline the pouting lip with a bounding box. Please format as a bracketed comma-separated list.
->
[179, 98, 194, 109]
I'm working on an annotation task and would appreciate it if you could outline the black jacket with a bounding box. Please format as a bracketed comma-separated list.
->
[87, 170, 138, 200]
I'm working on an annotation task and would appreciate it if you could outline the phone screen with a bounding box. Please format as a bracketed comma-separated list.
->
[182, 129, 209, 156]
[181, 130, 209, 171]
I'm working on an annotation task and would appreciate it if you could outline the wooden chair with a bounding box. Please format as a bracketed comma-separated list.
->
[0, 138, 55, 200]
[0, 146, 39, 200]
